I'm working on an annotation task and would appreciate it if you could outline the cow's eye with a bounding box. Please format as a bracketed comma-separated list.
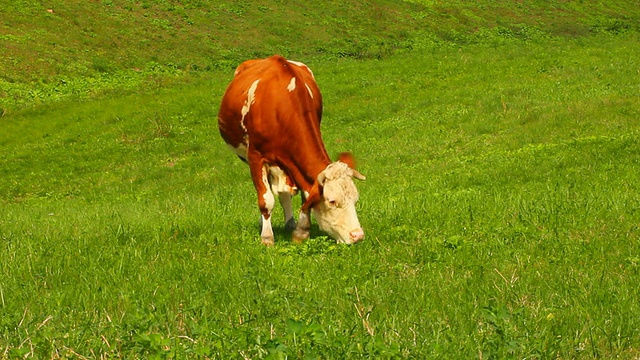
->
[328, 199, 337, 207]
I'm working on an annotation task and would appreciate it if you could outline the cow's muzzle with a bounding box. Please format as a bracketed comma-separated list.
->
[349, 228, 365, 243]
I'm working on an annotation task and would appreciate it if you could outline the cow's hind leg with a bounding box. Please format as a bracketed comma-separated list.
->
[268, 166, 297, 232]
[249, 156, 276, 246]
[279, 193, 297, 231]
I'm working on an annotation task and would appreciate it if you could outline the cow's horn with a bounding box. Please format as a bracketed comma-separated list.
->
[351, 169, 366, 181]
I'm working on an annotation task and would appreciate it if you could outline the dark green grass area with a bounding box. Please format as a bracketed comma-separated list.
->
[2, 31, 640, 358]
[2, 0, 640, 108]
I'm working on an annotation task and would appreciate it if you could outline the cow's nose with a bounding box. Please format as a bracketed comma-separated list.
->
[349, 228, 365, 243]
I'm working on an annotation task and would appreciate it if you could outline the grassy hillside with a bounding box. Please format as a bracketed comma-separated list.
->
[1, 1, 640, 358]
[1, 0, 639, 85]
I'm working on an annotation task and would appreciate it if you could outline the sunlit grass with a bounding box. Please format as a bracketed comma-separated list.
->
[1, 32, 640, 358]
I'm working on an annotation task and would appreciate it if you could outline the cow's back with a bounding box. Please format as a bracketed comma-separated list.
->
[218, 55, 323, 158]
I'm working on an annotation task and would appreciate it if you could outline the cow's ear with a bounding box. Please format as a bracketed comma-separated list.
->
[337, 152, 357, 169]
[338, 152, 366, 181]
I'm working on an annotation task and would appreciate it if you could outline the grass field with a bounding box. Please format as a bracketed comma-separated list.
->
[2, 1, 640, 359]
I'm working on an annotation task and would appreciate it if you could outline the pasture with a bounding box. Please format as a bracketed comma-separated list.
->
[2, 1, 640, 359]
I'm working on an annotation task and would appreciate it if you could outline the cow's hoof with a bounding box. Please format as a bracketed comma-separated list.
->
[292, 228, 309, 244]
[284, 218, 297, 231]
[261, 236, 275, 246]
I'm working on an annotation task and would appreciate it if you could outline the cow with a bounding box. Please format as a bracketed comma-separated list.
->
[217, 55, 366, 246]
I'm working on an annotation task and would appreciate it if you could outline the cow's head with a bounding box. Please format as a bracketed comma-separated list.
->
[304, 154, 366, 244]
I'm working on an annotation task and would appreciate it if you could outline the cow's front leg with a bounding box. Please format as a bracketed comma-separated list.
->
[249, 157, 276, 246]
[292, 193, 311, 243]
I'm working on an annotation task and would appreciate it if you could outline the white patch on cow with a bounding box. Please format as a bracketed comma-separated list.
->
[261, 165, 275, 212]
[241, 79, 260, 133]
[228, 143, 248, 160]
[287, 60, 315, 79]
[287, 77, 296, 92]
[279, 192, 294, 225]
[259, 166, 276, 243]
[312, 162, 365, 244]
[268, 165, 297, 225]
[260, 214, 274, 245]
[241, 79, 260, 118]
[305, 83, 314, 99]
[268, 166, 297, 195]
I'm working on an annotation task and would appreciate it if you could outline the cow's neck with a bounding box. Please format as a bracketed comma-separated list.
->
[285, 144, 331, 192]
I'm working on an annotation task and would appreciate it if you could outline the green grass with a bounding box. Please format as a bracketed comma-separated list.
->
[2, 0, 639, 106]
[2, 33, 640, 358]
[2, 1, 640, 358]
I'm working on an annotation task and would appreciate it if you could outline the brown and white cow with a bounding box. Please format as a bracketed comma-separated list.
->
[217, 55, 366, 246]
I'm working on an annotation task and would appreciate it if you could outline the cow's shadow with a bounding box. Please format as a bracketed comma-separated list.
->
[257, 220, 325, 244]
